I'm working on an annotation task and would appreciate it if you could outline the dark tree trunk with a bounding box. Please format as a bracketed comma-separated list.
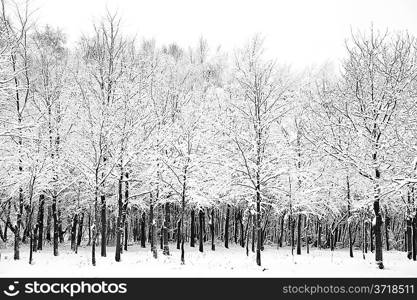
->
[290, 216, 295, 255]
[77, 212, 84, 247]
[123, 173, 129, 252]
[373, 162, 384, 269]
[163, 203, 170, 255]
[22, 209, 30, 243]
[141, 212, 146, 248]
[92, 191, 98, 266]
[347, 176, 353, 258]
[385, 213, 390, 251]
[150, 202, 157, 259]
[297, 214, 302, 255]
[133, 216, 139, 242]
[12, 187, 24, 260]
[362, 217, 366, 259]
[224, 204, 230, 249]
[176, 219, 181, 250]
[334, 224, 338, 248]
[70, 214, 78, 251]
[29, 225, 33, 264]
[52, 195, 59, 256]
[115, 175, 123, 262]
[364, 221, 368, 253]
[374, 212, 383, 268]
[37, 194, 45, 250]
[87, 213, 91, 246]
[92, 227, 96, 266]
[306, 215, 310, 254]
[199, 209, 204, 252]
[251, 214, 255, 253]
[33, 225, 38, 252]
[256, 188, 262, 266]
[190, 209, 195, 247]
[246, 216, 251, 256]
[108, 214, 113, 246]
[210, 209, 215, 251]
[370, 221, 374, 253]
[330, 223, 335, 251]
[330, 228, 334, 252]
[160, 225, 163, 250]
[279, 215, 285, 248]
[203, 210, 207, 242]
[317, 219, 322, 249]
[101, 194, 106, 257]
[234, 209, 238, 244]
[412, 214, 417, 261]
[239, 211, 244, 247]
[46, 206, 52, 242]
[180, 169, 187, 265]
[58, 210, 64, 243]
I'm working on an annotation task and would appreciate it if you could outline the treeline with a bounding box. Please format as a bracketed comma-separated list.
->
[0, 1, 417, 269]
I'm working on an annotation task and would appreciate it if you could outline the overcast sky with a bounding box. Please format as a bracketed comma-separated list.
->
[32, 0, 417, 69]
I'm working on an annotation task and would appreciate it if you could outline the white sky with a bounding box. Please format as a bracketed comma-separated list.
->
[31, 0, 417, 69]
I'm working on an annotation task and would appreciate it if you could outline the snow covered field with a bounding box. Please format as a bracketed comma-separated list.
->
[0, 243, 415, 277]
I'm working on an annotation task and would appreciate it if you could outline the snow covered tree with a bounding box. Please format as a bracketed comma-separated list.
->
[224, 35, 291, 266]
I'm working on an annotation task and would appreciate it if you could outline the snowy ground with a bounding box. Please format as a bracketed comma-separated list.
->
[0, 243, 416, 277]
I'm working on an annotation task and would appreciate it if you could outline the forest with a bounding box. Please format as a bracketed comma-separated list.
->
[0, 0, 417, 274]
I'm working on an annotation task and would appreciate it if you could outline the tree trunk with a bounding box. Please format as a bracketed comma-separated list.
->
[123, 173, 129, 252]
[317, 219, 321, 249]
[163, 203, 170, 255]
[373, 159, 384, 269]
[87, 212, 91, 246]
[306, 216, 310, 254]
[239, 211, 244, 247]
[176, 219, 181, 250]
[58, 210, 64, 243]
[33, 225, 38, 253]
[141, 212, 146, 248]
[36, 194, 45, 250]
[115, 174, 123, 262]
[70, 214, 78, 251]
[385, 213, 390, 251]
[251, 214, 255, 253]
[279, 215, 285, 248]
[234, 209, 238, 244]
[362, 216, 366, 259]
[297, 214, 302, 255]
[412, 214, 417, 261]
[52, 195, 59, 256]
[210, 209, 215, 251]
[46, 206, 52, 242]
[347, 175, 353, 258]
[29, 225, 33, 265]
[256, 188, 262, 266]
[92, 189, 98, 266]
[190, 209, 195, 247]
[199, 209, 204, 252]
[101, 194, 107, 257]
[13, 188, 24, 260]
[364, 220, 368, 253]
[180, 181, 186, 265]
[290, 216, 295, 255]
[246, 216, 251, 256]
[225, 204, 230, 249]
[330, 223, 335, 251]
[77, 212, 84, 247]
[150, 201, 157, 259]
[370, 221, 374, 253]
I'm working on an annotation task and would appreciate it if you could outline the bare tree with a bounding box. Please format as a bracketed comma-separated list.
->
[226, 35, 291, 266]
